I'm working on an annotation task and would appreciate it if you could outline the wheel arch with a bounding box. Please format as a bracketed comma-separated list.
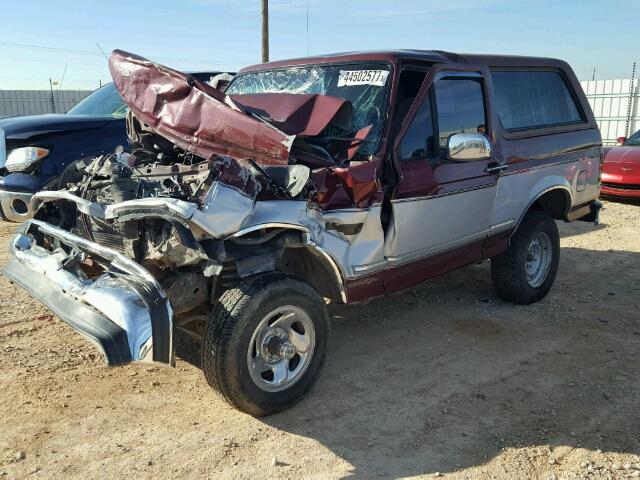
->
[529, 186, 572, 221]
[228, 224, 347, 304]
[511, 185, 572, 238]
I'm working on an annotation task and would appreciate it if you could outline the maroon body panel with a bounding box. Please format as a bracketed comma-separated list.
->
[345, 238, 486, 303]
[389, 63, 500, 201]
[341, 52, 600, 302]
[344, 228, 518, 303]
[384, 239, 484, 295]
[393, 158, 496, 199]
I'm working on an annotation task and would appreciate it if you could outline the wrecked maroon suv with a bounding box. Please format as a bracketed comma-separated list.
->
[1, 50, 602, 416]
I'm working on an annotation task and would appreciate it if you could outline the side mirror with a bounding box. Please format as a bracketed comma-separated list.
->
[617, 136, 627, 145]
[447, 133, 492, 162]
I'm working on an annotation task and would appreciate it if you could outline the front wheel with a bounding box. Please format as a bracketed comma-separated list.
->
[491, 210, 560, 304]
[202, 273, 330, 416]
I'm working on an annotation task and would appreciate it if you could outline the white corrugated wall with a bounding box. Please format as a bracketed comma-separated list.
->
[580, 78, 640, 145]
[0, 90, 92, 117]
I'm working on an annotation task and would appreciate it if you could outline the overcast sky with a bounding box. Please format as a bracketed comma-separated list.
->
[1, 0, 638, 90]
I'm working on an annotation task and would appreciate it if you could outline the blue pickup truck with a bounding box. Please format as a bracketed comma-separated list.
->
[0, 82, 128, 221]
[0, 72, 230, 221]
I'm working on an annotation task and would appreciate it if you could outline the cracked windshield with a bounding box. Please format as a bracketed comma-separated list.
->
[226, 63, 392, 156]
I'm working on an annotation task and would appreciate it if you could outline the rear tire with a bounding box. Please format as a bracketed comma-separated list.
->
[491, 210, 560, 304]
[202, 272, 330, 416]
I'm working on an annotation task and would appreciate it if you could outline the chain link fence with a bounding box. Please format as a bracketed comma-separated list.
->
[580, 78, 639, 145]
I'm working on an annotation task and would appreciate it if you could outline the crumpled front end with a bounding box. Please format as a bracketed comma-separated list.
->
[2, 219, 173, 365]
[0, 50, 390, 365]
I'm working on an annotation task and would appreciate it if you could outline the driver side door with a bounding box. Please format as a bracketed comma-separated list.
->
[383, 66, 504, 293]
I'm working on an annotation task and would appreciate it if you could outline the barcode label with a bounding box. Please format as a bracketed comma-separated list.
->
[337, 70, 389, 87]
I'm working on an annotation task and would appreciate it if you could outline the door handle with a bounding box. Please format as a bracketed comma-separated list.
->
[486, 163, 508, 173]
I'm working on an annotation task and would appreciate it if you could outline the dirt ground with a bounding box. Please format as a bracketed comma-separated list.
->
[0, 200, 639, 479]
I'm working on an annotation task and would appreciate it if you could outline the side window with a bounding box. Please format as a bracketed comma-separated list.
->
[398, 94, 435, 159]
[390, 68, 429, 139]
[491, 70, 583, 130]
[434, 78, 486, 149]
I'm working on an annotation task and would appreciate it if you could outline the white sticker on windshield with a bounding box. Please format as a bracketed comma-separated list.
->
[337, 70, 389, 87]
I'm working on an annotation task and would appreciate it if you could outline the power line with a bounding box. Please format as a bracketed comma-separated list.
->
[0, 56, 106, 66]
[0, 41, 232, 66]
[0, 41, 99, 57]
[95, 42, 109, 62]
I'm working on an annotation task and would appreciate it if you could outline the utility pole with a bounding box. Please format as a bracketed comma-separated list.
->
[261, 0, 269, 63]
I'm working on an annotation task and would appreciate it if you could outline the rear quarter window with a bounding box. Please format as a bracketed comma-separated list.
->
[490, 70, 584, 131]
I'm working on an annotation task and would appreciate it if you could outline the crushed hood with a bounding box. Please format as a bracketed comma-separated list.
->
[109, 50, 354, 165]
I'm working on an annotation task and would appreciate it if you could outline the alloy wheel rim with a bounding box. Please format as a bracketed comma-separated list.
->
[247, 305, 316, 392]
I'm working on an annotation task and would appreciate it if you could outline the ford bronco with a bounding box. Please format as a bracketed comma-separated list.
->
[1, 50, 602, 416]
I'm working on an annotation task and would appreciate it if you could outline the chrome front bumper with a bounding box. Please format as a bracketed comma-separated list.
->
[1, 220, 174, 366]
[0, 189, 33, 222]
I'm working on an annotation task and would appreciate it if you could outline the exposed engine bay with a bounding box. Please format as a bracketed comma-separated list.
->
[33, 126, 370, 338]
[34, 129, 318, 335]
[24, 49, 387, 343]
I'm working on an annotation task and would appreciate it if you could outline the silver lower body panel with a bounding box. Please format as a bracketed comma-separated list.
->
[1, 220, 174, 365]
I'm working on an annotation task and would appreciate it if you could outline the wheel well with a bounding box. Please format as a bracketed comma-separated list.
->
[277, 246, 344, 303]
[224, 228, 345, 304]
[529, 188, 571, 221]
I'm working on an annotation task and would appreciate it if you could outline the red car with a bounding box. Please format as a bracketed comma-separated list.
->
[601, 130, 640, 198]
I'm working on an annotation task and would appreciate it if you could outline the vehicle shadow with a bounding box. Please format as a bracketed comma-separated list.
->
[176, 245, 640, 478]
[174, 331, 202, 367]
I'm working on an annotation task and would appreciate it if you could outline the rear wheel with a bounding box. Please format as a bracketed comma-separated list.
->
[202, 273, 330, 416]
[491, 210, 560, 304]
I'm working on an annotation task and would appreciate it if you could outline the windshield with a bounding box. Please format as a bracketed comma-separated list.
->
[226, 63, 392, 156]
[625, 130, 640, 146]
[68, 83, 127, 118]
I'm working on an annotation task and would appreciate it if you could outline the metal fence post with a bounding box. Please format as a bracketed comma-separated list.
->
[625, 62, 636, 138]
[49, 78, 56, 114]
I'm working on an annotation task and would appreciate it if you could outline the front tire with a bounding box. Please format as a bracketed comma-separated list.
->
[202, 272, 330, 416]
[491, 210, 560, 304]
